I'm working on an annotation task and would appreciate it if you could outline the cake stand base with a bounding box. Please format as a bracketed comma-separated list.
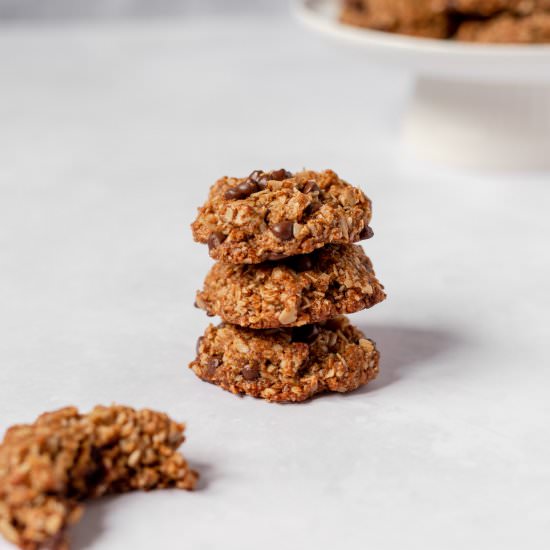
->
[402, 77, 550, 170]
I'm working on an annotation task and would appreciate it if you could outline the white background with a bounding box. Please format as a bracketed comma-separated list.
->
[1, 6, 550, 550]
[0, 0, 283, 19]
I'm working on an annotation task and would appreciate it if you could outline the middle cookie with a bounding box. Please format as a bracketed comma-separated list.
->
[195, 244, 386, 329]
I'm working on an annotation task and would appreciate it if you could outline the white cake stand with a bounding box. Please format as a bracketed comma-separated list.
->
[295, 0, 550, 170]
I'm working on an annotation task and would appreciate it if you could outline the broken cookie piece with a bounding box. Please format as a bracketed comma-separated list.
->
[0, 405, 197, 550]
[190, 316, 379, 403]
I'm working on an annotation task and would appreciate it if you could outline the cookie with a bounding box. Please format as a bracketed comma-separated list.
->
[449, 0, 550, 17]
[195, 244, 386, 329]
[455, 10, 550, 41]
[191, 169, 373, 265]
[190, 316, 379, 403]
[0, 405, 197, 550]
[340, 0, 451, 39]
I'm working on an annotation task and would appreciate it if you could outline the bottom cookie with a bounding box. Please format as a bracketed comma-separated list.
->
[190, 316, 379, 403]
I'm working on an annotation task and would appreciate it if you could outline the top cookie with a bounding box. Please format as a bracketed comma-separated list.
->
[191, 169, 373, 264]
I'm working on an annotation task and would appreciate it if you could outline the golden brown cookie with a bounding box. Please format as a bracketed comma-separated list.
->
[0, 405, 197, 550]
[190, 316, 379, 403]
[191, 169, 373, 265]
[195, 244, 386, 329]
[449, 0, 550, 17]
[455, 10, 550, 41]
[340, 0, 451, 39]
[340, 0, 550, 43]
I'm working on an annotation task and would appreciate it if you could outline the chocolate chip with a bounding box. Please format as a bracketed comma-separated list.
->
[250, 171, 270, 190]
[257, 177, 269, 190]
[248, 170, 264, 183]
[359, 225, 374, 240]
[205, 357, 220, 378]
[266, 252, 288, 262]
[242, 364, 260, 381]
[206, 311, 215, 317]
[205, 357, 219, 377]
[287, 254, 313, 272]
[304, 201, 322, 217]
[193, 301, 199, 308]
[323, 318, 342, 331]
[270, 221, 294, 241]
[224, 187, 241, 200]
[207, 231, 226, 251]
[269, 169, 292, 181]
[302, 180, 320, 194]
[237, 180, 259, 195]
[224, 180, 258, 200]
[196, 336, 204, 354]
[292, 324, 319, 344]
[207, 357, 219, 368]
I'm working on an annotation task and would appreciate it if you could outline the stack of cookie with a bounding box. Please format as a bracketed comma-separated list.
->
[189, 169, 386, 403]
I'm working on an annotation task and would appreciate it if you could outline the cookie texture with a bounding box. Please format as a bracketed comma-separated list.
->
[190, 316, 379, 403]
[455, 10, 550, 41]
[0, 405, 197, 550]
[196, 244, 386, 329]
[191, 169, 373, 264]
[340, 0, 451, 38]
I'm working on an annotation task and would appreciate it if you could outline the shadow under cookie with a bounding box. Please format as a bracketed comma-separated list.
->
[353, 323, 461, 393]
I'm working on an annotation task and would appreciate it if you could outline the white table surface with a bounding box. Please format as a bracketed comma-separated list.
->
[1, 14, 549, 550]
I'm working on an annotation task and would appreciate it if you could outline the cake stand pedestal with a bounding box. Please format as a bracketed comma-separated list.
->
[296, 0, 550, 170]
[403, 78, 550, 169]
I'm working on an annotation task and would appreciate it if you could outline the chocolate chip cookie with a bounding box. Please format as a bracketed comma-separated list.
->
[195, 244, 386, 329]
[191, 169, 373, 265]
[0, 405, 197, 550]
[190, 316, 379, 403]
[340, 0, 451, 39]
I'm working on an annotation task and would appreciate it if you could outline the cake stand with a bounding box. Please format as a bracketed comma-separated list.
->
[295, 0, 550, 170]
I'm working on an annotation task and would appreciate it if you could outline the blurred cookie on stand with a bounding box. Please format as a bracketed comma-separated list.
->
[340, 0, 550, 43]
